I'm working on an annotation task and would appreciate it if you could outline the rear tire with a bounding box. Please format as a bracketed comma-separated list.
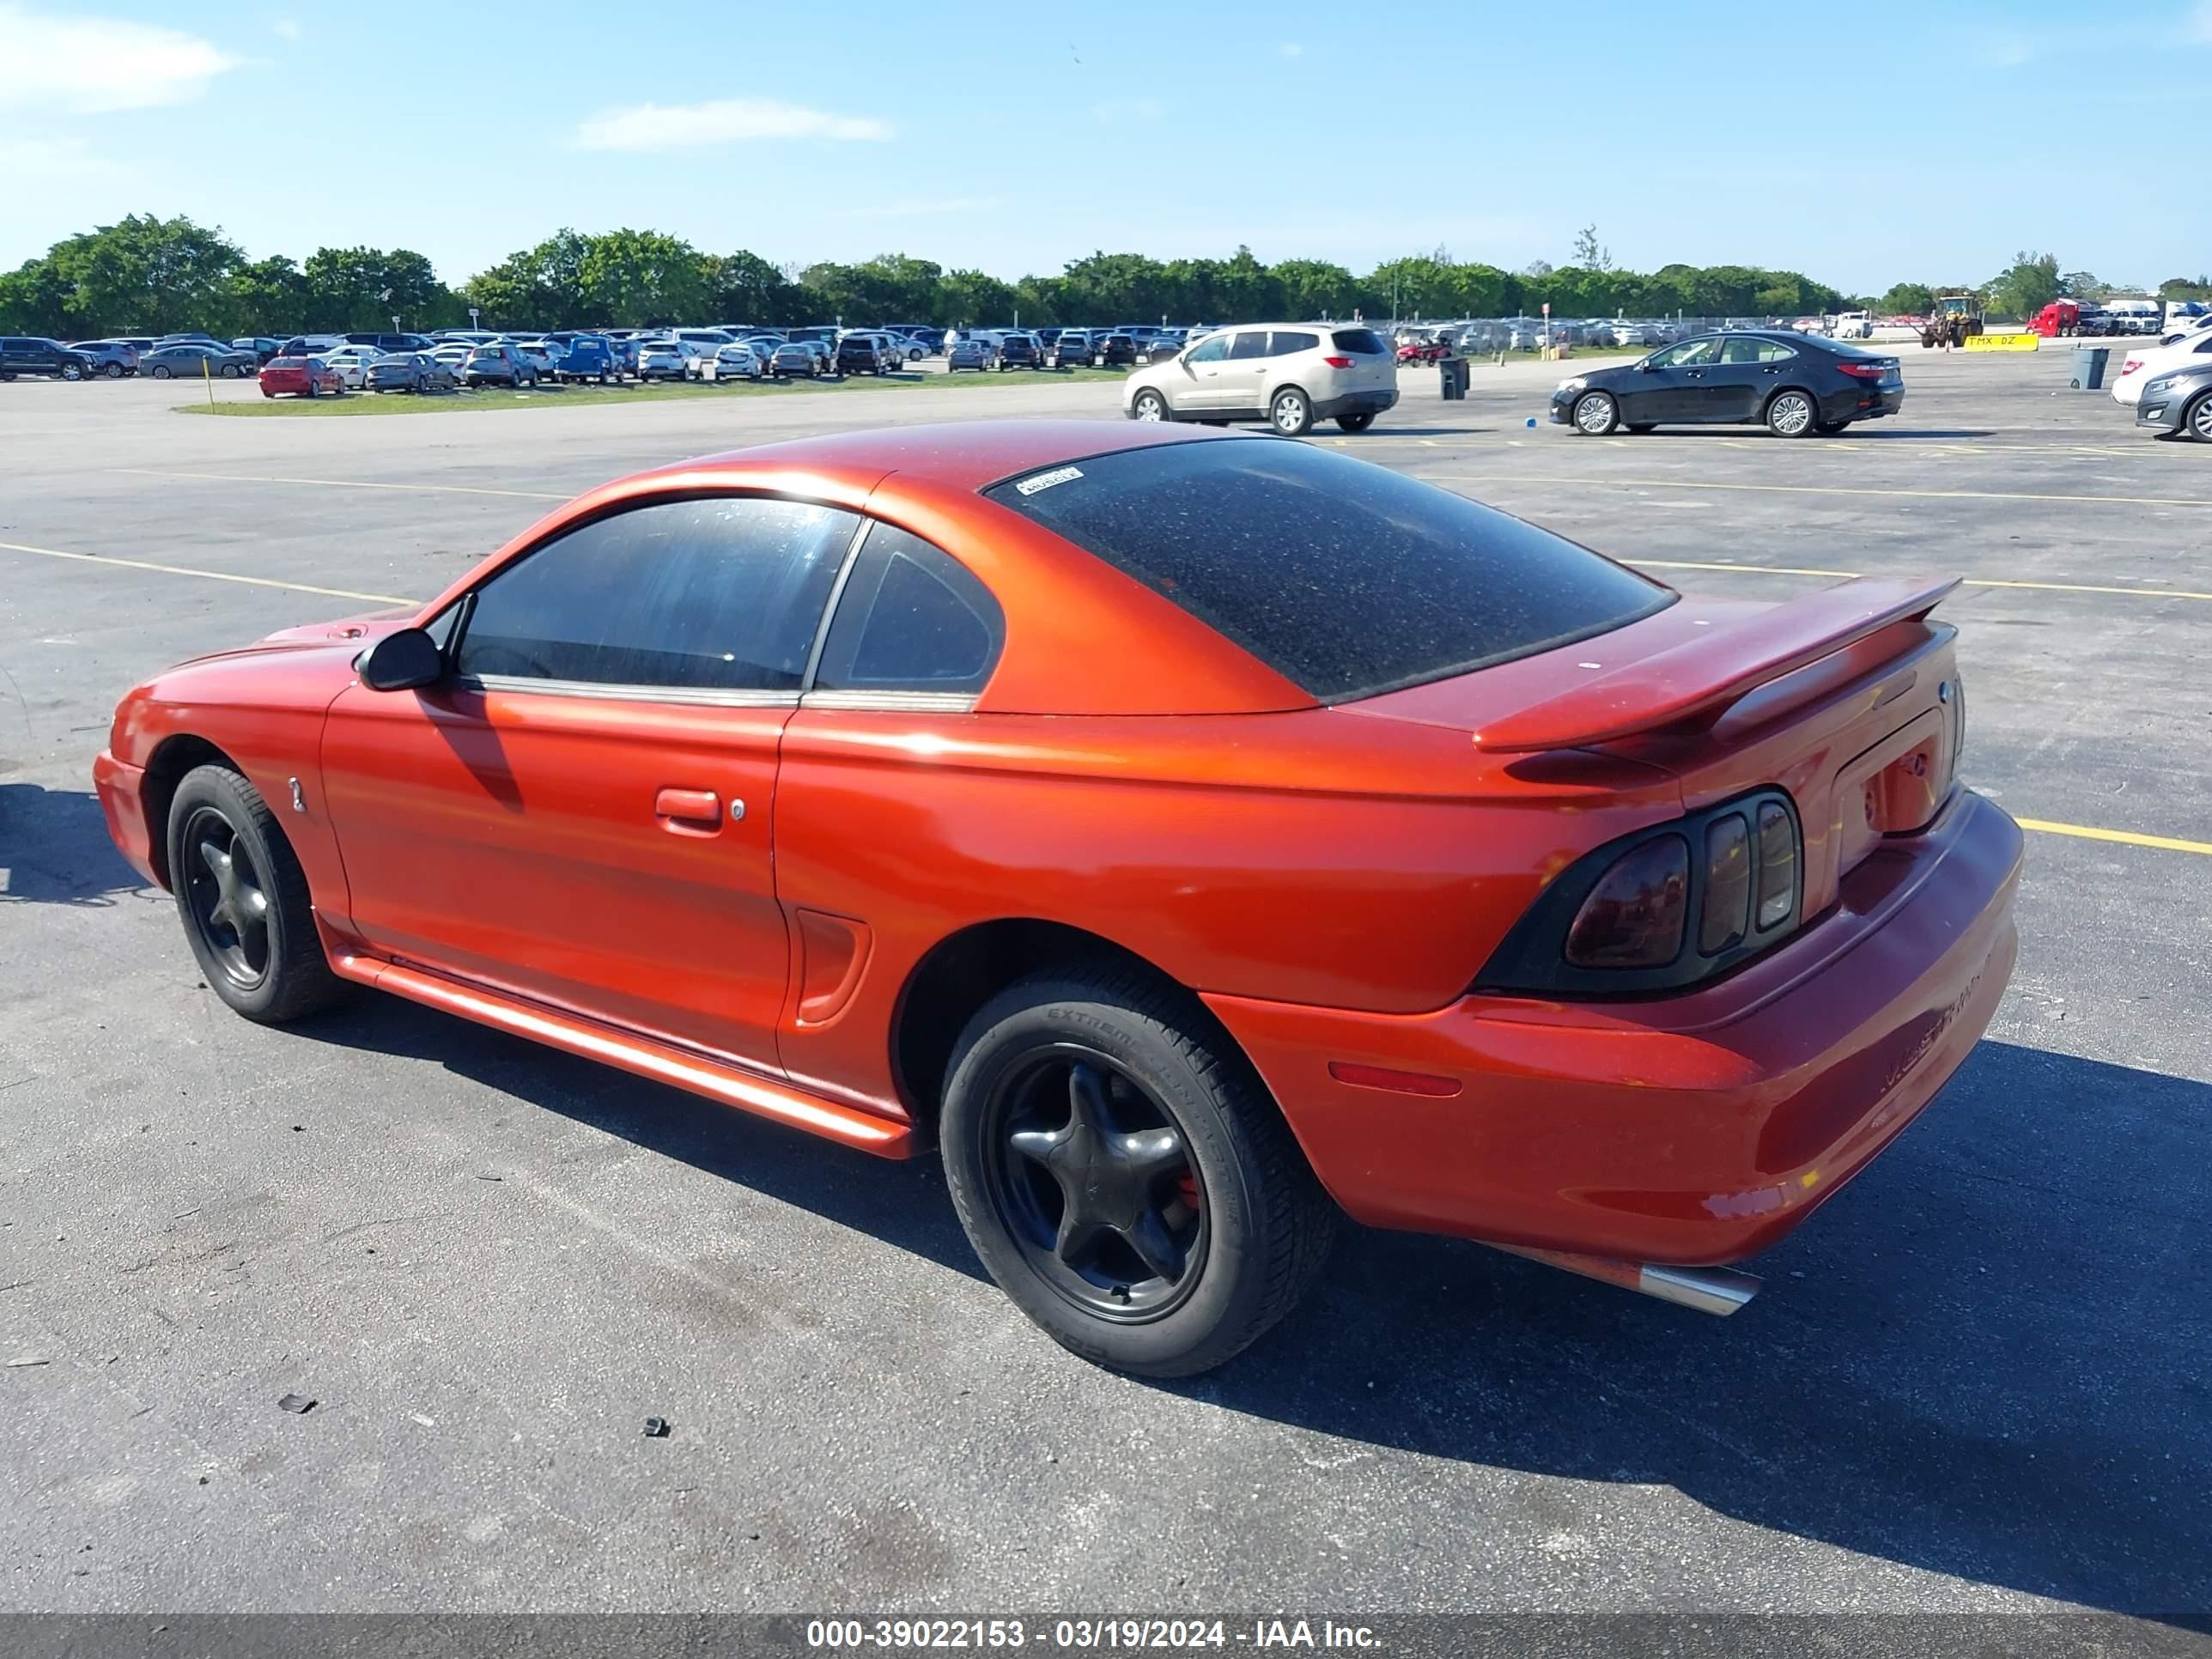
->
[1269, 386, 1313, 436]
[1766, 388, 1818, 437]
[166, 764, 348, 1025]
[940, 967, 1336, 1376]
[1334, 411, 1376, 433]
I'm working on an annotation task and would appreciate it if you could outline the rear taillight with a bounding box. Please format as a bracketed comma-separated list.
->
[1700, 814, 1750, 954]
[1565, 836, 1688, 969]
[1836, 361, 1887, 380]
[1753, 800, 1796, 930]
[2118, 359, 2142, 374]
[1479, 791, 1803, 996]
[1322, 355, 1355, 368]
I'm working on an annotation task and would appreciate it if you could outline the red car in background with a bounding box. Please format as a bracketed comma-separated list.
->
[1396, 336, 1451, 365]
[93, 422, 2021, 1376]
[258, 356, 344, 398]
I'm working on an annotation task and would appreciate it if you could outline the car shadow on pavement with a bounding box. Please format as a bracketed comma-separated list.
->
[282, 987, 2209, 1620]
[0, 782, 152, 907]
[1618, 428, 1999, 441]
[289, 994, 987, 1282]
[1202, 1037, 2211, 1624]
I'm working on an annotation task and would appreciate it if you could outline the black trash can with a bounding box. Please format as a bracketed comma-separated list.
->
[1438, 357, 1469, 400]
[2070, 345, 2110, 390]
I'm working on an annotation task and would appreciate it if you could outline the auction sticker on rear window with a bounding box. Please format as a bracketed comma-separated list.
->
[1015, 465, 1084, 495]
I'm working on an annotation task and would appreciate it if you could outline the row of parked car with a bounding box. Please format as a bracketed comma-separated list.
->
[9, 318, 1317, 392]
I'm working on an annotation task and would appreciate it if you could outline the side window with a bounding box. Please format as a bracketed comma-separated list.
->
[811, 523, 1004, 698]
[453, 496, 857, 693]
[1269, 330, 1319, 356]
[1655, 338, 1722, 368]
[1228, 331, 1270, 360]
[1720, 336, 1794, 364]
[1187, 334, 1231, 364]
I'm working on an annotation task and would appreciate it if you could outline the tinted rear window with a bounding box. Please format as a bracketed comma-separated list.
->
[985, 441, 1671, 702]
[1332, 328, 1389, 355]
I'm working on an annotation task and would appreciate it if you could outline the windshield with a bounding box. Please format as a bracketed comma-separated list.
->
[984, 441, 1672, 702]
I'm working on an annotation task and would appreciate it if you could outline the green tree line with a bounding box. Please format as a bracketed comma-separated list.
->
[1, 213, 1861, 339]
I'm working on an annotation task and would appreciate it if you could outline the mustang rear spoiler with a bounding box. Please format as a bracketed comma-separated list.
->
[1474, 576, 1960, 753]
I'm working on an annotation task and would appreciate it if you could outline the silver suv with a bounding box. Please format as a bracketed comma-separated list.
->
[1121, 324, 1398, 434]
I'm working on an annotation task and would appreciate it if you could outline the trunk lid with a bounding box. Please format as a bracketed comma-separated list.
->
[1349, 578, 1967, 917]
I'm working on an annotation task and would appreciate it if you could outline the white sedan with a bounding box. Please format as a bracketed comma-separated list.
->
[2111, 328, 2212, 405]
[319, 347, 380, 390]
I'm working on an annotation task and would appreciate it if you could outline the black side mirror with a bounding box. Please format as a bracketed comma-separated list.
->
[1638, 360, 1658, 372]
[358, 626, 445, 692]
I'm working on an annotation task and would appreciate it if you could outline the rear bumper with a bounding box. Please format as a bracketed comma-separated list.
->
[1314, 387, 1400, 419]
[1205, 789, 2022, 1267]
[93, 750, 159, 888]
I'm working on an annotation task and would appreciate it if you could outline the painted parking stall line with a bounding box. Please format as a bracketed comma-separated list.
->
[109, 467, 571, 501]
[0, 539, 416, 606]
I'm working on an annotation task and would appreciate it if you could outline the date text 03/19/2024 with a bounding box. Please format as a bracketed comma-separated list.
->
[803, 1619, 1382, 1650]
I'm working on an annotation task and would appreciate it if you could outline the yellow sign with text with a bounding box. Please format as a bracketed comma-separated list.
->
[1965, 332, 2042, 352]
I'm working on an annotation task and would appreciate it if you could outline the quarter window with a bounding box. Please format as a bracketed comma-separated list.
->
[812, 524, 1003, 696]
[453, 496, 858, 693]
[1720, 337, 1796, 364]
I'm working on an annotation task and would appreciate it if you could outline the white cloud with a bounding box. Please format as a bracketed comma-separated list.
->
[1091, 96, 1164, 124]
[1279, 40, 1304, 56]
[0, 3, 238, 112]
[272, 15, 301, 40]
[574, 99, 891, 151]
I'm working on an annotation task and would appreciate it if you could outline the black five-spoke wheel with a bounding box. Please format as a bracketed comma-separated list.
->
[180, 805, 272, 988]
[165, 763, 347, 1024]
[988, 1049, 1206, 1320]
[942, 967, 1335, 1376]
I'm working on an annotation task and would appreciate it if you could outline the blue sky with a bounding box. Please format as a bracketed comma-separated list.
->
[6, 0, 2209, 294]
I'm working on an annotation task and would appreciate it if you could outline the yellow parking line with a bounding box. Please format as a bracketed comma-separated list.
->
[1443, 474, 2212, 510]
[1631, 559, 2212, 601]
[0, 539, 416, 605]
[2016, 818, 2212, 857]
[110, 467, 568, 501]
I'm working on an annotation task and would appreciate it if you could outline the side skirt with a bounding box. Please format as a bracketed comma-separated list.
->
[326, 949, 914, 1158]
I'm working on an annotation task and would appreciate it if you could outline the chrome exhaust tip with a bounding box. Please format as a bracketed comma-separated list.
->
[1492, 1244, 1763, 1316]
[1635, 1263, 1762, 1316]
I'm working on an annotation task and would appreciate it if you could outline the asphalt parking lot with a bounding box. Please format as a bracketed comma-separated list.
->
[1, 350, 2207, 1632]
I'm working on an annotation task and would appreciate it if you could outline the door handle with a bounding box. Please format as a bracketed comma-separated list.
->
[653, 787, 722, 830]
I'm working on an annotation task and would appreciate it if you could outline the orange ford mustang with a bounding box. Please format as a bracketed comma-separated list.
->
[94, 421, 2021, 1375]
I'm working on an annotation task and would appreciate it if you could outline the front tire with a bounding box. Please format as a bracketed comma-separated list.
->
[2185, 390, 2212, 443]
[1335, 411, 1376, 433]
[151, 366, 173, 380]
[1766, 388, 1817, 437]
[1571, 391, 1620, 434]
[1131, 388, 1170, 422]
[940, 968, 1335, 1376]
[166, 764, 348, 1024]
[1269, 386, 1313, 436]
[104, 362, 125, 380]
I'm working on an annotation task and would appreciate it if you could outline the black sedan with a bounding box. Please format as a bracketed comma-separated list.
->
[1550, 331, 1904, 436]
[2134, 362, 2212, 441]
